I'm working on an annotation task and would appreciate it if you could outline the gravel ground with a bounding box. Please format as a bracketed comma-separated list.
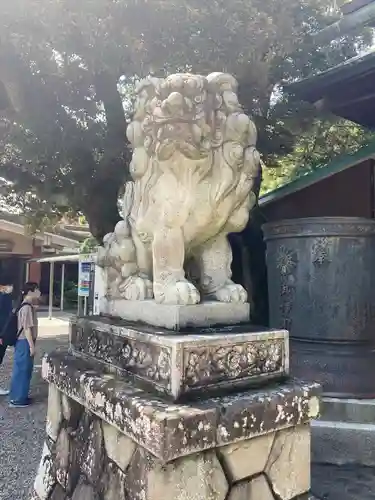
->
[1, 314, 375, 500]
[0, 316, 69, 500]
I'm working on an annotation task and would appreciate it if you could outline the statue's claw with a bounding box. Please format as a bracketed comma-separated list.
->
[119, 275, 153, 301]
[211, 282, 247, 304]
[154, 280, 200, 305]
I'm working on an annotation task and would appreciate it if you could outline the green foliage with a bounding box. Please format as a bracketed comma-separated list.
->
[0, 0, 373, 236]
[261, 115, 375, 194]
[63, 281, 78, 306]
[80, 236, 98, 254]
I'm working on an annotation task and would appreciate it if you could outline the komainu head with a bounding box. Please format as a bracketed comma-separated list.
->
[126, 72, 259, 181]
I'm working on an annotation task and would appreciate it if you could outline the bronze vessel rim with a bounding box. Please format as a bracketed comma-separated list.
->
[263, 216, 375, 228]
[263, 217, 375, 238]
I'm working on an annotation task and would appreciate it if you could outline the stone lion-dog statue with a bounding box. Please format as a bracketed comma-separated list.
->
[97, 72, 260, 306]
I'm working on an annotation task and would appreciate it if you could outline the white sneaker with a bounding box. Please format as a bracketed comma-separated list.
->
[0, 388, 9, 396]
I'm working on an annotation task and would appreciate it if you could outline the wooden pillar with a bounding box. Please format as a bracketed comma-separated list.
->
[48, 262, 54, 320]
[60, 263, 65, 311]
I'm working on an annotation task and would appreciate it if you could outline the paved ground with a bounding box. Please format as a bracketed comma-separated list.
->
[312, 464, 375, 500]
[1, 313, 375, 500]
[0, 314, 70, 500]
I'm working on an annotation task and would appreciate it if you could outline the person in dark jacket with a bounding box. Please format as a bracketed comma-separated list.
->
[0, 281, 14, 395]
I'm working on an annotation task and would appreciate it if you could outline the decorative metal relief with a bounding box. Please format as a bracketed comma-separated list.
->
[183, 340, 284, 388]
[276, 245, 298, 276]
[266, 221, 375, 237]
[71, 324, 172, 390]
[312, 237, 331, 266]
[273, 245, 298, 331]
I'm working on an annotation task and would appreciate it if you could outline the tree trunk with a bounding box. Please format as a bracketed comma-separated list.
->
[83, 178, 122, 243]
[82, 71, 129, 242]
[0, 79, 12, 111]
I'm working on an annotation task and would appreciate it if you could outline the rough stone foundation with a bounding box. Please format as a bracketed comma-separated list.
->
[31, 351, 320, 500]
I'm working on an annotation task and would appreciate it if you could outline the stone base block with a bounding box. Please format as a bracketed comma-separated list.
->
[100, 298, 250, 329]
[321, 396, 375, 424]
[70, 316, 289, 401]
[32, 350, 320, 500]
[311, 420, 375, 466]
[311, 397, 375, 466]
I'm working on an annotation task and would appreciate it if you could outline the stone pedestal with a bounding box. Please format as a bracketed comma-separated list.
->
[101, 299, 250, 330]
[70, 317, 289, 401]
[31, 351, 320, 500]
[31, 316, 320, 500]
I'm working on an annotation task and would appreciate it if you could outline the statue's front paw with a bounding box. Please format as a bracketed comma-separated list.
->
[213, 282, 247, 303]
[119, 275, 154, 301]
[154, 280, 200, 305]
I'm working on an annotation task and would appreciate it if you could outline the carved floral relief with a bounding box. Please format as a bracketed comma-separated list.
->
[184, 340, 284, 387]
[276, 246, 298, 276]
[71, 326, 172, 390]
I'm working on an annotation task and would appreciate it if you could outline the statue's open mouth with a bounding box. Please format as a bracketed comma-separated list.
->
[153, 116, 200, 126]
[157, 140, 209, 160]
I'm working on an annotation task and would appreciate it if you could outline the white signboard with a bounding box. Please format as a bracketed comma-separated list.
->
[78, 254, 95, 297]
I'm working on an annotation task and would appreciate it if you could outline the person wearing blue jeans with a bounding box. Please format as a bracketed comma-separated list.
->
[9, 282, 40, 408]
